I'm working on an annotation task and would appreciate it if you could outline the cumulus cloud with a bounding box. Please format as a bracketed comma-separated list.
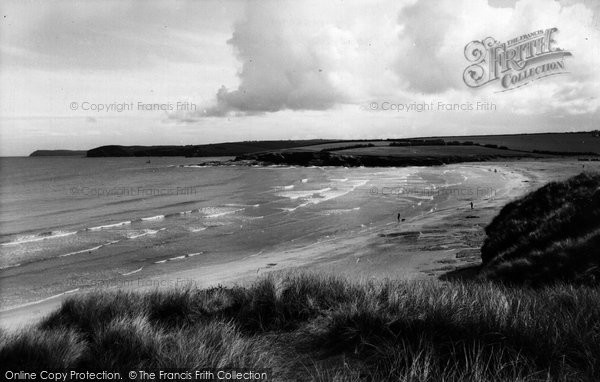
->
[190, 0, 402, 118]
[194, 0, 598, 118]
[202, 2, 355, 116]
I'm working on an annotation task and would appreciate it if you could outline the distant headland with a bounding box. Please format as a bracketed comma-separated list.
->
[29, 150, 87, 157]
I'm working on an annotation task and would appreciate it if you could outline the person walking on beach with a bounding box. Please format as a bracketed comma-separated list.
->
[397, 212, 401, 223]
[470, 201, 474, 209]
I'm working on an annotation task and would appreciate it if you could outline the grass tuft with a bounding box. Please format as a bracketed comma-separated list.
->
[2, 273, 600, 381]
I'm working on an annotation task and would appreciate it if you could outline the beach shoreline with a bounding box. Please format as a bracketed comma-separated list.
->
[0, 159, 592, 330]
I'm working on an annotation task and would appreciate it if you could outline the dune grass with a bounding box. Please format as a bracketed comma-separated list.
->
[480, 172, 600, 286]
[2, 272, 600, 381]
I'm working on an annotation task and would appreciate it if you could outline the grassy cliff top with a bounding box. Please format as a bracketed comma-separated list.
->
[480, 172, 600, 286]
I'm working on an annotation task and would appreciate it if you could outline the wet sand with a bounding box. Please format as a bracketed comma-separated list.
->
[1, 159, 596, 330]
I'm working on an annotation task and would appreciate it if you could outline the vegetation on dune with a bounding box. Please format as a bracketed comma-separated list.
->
[2, 273, 600, 381]
[480, 172, 600, 286]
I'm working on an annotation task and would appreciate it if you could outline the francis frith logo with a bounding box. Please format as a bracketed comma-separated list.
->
[463, 28, 572, 91]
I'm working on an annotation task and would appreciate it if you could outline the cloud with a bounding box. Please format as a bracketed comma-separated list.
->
[0, 1, 240, 70]
[3, 0, 597, 130]
[391, 0, 600, 117]
[192, 0, 598, 119]
[394, 1, 464, 93]
[194, 1, 405, 118]
[202, 2, 354, 116]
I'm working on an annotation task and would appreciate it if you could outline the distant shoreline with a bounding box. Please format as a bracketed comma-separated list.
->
[27, 131, 600, 158]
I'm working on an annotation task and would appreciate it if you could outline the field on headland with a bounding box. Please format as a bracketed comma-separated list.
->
[280, 131, 600, 155]
[236, 132, 599, 167]
[282, 132, 600, 154]
[426, 132, 600, 155]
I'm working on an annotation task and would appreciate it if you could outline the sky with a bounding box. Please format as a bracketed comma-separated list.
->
[0, 0, 599, 156]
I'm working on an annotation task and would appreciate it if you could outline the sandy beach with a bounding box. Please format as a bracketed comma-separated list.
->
[0, 159, 594, 330]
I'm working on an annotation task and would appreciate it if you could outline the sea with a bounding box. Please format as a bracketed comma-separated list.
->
[0, 156, 484, 308]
